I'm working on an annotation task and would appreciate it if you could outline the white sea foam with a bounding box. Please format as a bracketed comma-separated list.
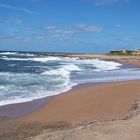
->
[0, 71, 77, 106]
[17, 53, 35, 56]
[74, 59, 122, 71]
[1, 57, 29, 61]
[0, 84, 76, 106]
[31, 57, 61, 62]
[91, 59, 122, 71]
[42, 64, 81, 79]
[0, 56, 122, 71]
[57, 58, 122, 71]
[0, 52, 18, 55]
[0, 52, 36, 56]
[1, 56, 61, 62]
[0, 64, 81, 106]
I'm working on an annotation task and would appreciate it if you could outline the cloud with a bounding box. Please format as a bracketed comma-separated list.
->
[75, 24, 103, 32]
[95, 0, 130, 6]
[0, 3, 39, 15]
[44, 26, 57, 32]
[114, 24, 122, 28]
[112, 34, 140, 47]
[3, 18, 23, 24]
[117, 37, 140, 43]
[82, 0, 130, 6]
[0, 23, 102, 43]
[42, 25, 75, 41]
[43, 25, 74, 35]
[32, 0, 42, 3]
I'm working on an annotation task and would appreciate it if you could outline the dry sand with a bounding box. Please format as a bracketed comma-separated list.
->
[30, 113, 140, 140]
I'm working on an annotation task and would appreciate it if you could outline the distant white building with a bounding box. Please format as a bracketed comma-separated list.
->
[110, 50, 131, 54]
[133, 49, 140, 56]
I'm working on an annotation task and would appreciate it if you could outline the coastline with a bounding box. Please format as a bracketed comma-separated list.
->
[0, 80, 139, 140]
[0, 54, 139, 119]
[0, 54, 140, 139]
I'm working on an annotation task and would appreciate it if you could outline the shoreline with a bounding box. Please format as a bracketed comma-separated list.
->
[0, 79, 139, 140]
[0, 79, 139, 119]
[0, 54, 140, 139]
[0, 55, 140, 119]
[0, 80, 126, 119]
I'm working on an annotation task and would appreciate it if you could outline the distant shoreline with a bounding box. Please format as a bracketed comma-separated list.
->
[1, 50, 140, 63]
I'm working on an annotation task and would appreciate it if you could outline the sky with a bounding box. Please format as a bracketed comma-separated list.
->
[0, 0, 140, 53]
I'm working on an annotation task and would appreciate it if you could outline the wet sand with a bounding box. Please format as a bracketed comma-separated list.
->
[0, 97, 52, 118]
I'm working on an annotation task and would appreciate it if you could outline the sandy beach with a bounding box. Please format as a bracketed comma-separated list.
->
[0, 80, 139, 140]
[0, 55, 140, 140]
[20, 80, 140, 123]
[1, 0, 140, 138]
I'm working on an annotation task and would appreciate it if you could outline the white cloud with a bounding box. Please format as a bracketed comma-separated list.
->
[0, 3, 39, 15]
[0, 23, 102, 42]
[63, 30, 74, 35]
[3, 18, 23, 24]
[44, 26, 57, 32]
[118, 37, 139, 42]
[95, 0, 130, 6]
[114, 24, 122, 28]
[32, 0, 42, 3]
[76, 24, 103, 32]
[82, 0, 130, 6]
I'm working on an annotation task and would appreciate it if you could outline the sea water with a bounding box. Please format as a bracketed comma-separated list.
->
[0, 51, 140, 106]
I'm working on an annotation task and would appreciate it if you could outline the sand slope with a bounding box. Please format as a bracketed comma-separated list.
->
[30, 114, 140, 140]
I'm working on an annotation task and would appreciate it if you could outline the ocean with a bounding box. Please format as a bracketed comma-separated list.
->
[0, 51, 140, 106]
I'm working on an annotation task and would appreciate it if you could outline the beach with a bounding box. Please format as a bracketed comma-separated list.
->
[1, 0, 140, 138]
[0, 54, 140, 140]
[20, 80, 140, 123]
